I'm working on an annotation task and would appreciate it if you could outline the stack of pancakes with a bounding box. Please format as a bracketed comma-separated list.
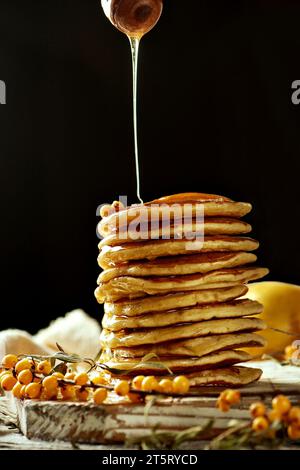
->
[95, 193, 269, 387]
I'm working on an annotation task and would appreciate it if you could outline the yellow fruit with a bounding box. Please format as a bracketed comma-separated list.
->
[272, 395, 291, 415]
[0, 371, 12, 382]
[132, 375, 144, 390]
[75, 372, 89, 386]
[285, 344, 298, 360]
[91, 375, 107, 385]
[41, 387, 57, 400]
[172, 375, 190, 394]
[42, 375, 58, 391]
[12, 382, 23, 399]
[93, 388, 107, 404]
[288, 424, 300, 440]
[141, 376, 159, 392]
[61, 385, 75, 400]
[250, 402, 267, 418]
[217, 398, 230, 412]
[52, 372, 64, 379]
[1, 375, 17, 391]
[252, 416, 269, 432]
[36, 361, 52, 375]
[15, 358, 33, 374]
[114, 380, 130, 396]
[76, 388, 89, 401]
[268, 409, 282, 423]
[127, 392, 144, 404]
[223, 389, 241, 405]
[244, 282, 300, 355]
[158, 379, 174, 394]
[2, 354, 18, 369]
[18, 369, 33, 385]
[20, 385, 27, 398]
[25, 383, 41, 399]
[288, 407, 300, 425]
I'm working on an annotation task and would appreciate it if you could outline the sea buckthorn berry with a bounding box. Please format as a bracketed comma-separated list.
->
[287, 424, 300, 441]
[91, 375, 107, 386]
[127, 392, 144, 404]
[61, 385, 75, 400]
[12, 382, 23, 399]
[172, 375, 190, 394]
[272, 395, 291, 415]
[217, 398, 230, 412]
[93, 388, 107, 404]
[287, 424, 300, 440]
[1, 375, 17, 391]
[15, 358, 33, 374]
[42, 375, 58, 391]
[158, 379, 174, 394]
[114, 380, 130, 396]
[268, 409, 282, 423]
[52, 372, 64, 379]
[141, 376, 159, 392]
[64, 372, 76, 380]
[252, 416, 269, 432]
[250, 402, 266, 418]
[18, 369, 33, 385]
[20, 385, 27, 398]
[223, 389, 241, 405]
[0, 371, 12, 383]
[36, 360, 52, 375]
[288, 407, 300, 425]
[76, 388, 89, 401]
[132, 375, 144, 390]
[25, 382, 41, 399]
[41, 387, 57, 400]
[75, 372, 89, 386]
[2, 354, 18, 369]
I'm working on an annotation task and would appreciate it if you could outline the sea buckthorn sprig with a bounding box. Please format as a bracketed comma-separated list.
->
[216, 389, 300, 444]
[1, 352, 192, 405]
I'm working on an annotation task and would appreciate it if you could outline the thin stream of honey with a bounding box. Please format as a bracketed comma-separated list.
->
[129, 36, 143, 204]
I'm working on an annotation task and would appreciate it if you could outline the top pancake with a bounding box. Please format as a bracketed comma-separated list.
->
[98, 236, 259, 268]
[98, 193, 252, 237]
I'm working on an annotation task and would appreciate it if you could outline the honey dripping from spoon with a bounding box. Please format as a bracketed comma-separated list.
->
[101, 0, 163, 203]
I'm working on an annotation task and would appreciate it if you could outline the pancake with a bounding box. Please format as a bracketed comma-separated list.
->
[101, 350, 251, 374]
[186, 366, 262, 387]
[98, 193, 252, 237]
[98, 251, 257, 283]
[110, 332, 267, 359]
[98, 218, 252, 247]
[98, 236, 259, 268]
[102, 299, 263, 331]
[100, 317, 266, 348]
[95, 267, 269, 302]
[104, 285, 248, 317]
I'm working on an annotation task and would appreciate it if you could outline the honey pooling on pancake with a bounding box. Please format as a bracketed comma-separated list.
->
[95, 193, 269, 387]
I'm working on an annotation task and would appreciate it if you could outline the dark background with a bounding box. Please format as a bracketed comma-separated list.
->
[0, 0, 300, 333]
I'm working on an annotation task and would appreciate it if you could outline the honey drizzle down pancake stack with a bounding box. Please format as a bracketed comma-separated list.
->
[95, 193, 269, 387]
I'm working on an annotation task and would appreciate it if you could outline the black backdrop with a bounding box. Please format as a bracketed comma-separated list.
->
[0, 0, 300, 333]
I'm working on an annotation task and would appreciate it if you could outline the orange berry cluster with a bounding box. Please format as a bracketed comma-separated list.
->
[1, 355, 191, 406]
[0, 355, 110, 403]
[216, 389, 241, 412]
[250, 395, 300, 440]
[131, 375, 190, 394]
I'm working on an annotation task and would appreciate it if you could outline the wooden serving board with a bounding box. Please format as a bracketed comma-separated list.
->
[12, 381, 300, 445]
